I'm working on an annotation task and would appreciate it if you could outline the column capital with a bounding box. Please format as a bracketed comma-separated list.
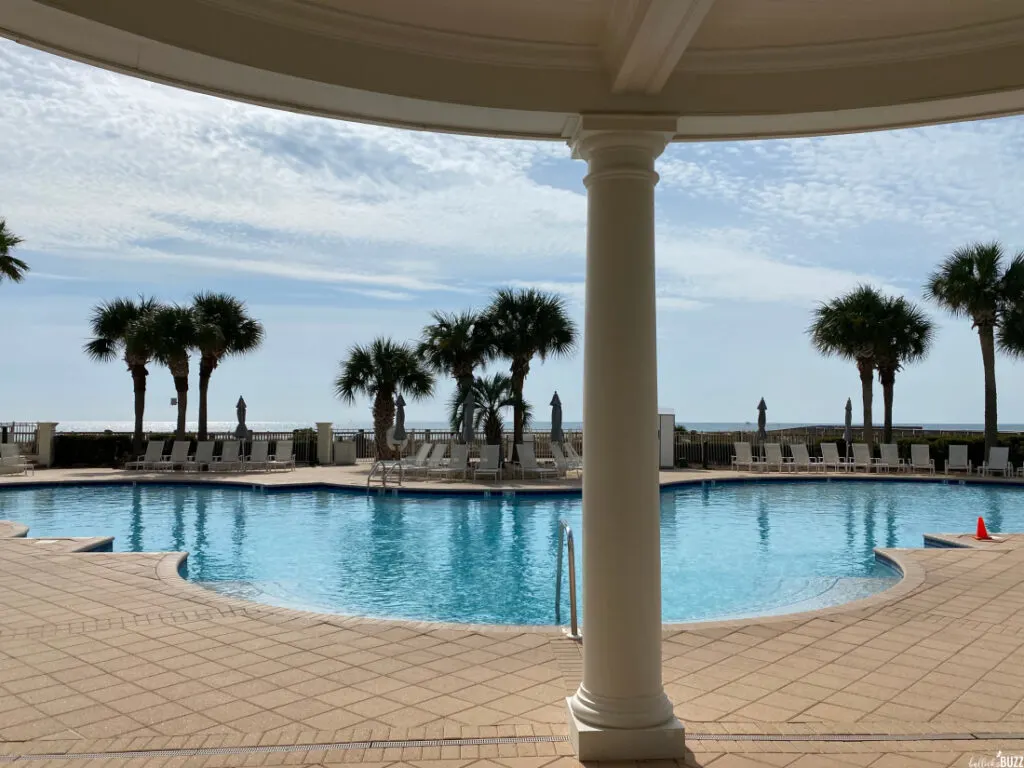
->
[568, 114, 677, 161]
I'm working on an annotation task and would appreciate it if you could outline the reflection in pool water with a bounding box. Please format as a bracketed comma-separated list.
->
[1, 480, 1015, 624]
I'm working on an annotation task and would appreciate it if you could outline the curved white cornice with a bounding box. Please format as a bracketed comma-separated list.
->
[682, 16, 1024, 73]
[3, 0, 1024, 141]
[196, 0, 600, 70]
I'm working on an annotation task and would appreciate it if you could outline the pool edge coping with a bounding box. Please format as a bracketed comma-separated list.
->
[0, 475, 1000, 636]
[3, 467, 1024, 498]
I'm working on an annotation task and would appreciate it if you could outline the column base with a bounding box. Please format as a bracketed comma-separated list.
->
[566, 698, 686, 760]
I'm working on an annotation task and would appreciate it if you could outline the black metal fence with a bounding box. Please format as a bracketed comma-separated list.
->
[0, 422, 38, 454]
[207, 430, 318, 465]
[675, 428, 1024, 469]
[53, 429, 318, 468]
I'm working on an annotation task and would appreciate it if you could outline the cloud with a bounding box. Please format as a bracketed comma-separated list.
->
[656, 228, 905, 305]
[339, 288, 415, 301]
[658, 122, 1024, 249]
[3, 37, 1008, 316]
[72, 246, 473, 294]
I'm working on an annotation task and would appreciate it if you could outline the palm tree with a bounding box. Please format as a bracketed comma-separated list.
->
[0, 218, 29, 284]
[419, 310, 493, 401]
[484, 288, 578, 459]
[446, 373, 531, 447]
[874, 296, 935, 443]
[334, 338, 435, 458]
[925, 242, 1024, 455]
[193, 293, 265, 440]
[84, 297, 161, 453]
[144, 304, 199, 439]
[808, 285, 889, 445]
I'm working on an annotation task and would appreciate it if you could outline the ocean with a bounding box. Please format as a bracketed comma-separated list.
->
[45, 420, 1024, 433]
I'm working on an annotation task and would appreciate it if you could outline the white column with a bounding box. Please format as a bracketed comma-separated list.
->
[36, 422, 59, 468]
[566, 117, 685, 760]
[316, 422, 333, 466]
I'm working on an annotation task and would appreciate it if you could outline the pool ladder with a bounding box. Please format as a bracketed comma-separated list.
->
[366, 460, 404, 492]
[555, 519, 581, 640]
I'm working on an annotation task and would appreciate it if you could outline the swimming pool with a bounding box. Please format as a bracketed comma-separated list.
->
[1, 480, 1014, 625]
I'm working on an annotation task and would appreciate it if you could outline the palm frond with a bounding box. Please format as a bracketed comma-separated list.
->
[0, 218, 27, 282]
[192, 292, 265, 361]
[143, 305, 199, 369]
[484, 288, 579, 363]
[334, 338, 435, 406]
[807, 284, 887, 363]
[84, 296, 162, 364]
[924, 241, 1004, 324]
[418, 309, 492, 381]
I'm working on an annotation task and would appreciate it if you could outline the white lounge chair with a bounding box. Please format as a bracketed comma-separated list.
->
[0, 445, 32, 475]
[245, 441, 270, 471]
[153, 440, 191, 471]
[429, 443, 468, 479]
[851, 443, 874, 472]
[877, 444, 905, 473]
[400, 443, 431, 472]
[945, 445, 972, 475]
[405, 443, 444, 477]
[789, 444, 822, 472]
[0, 444, 33, 475]
[268, 440, 295, 471]
[763, 443, 793, 472]
[731, 442, 764, 472]
[909, 444, 935, 474]
[126, 440, 165, 470]
[551, 443, 581, 478]
[564, 440, 583, 469]
[820, 443, 852, 472]
[516, 443, 558, 479]
[473, 444, 503, 481]
[187, 441, 216, 472]
[979, 446, 1011, 477]
[212, 441, 242, 471]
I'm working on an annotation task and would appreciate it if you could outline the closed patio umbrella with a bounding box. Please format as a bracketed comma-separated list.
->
[756, 398, 767, 442]
[461, 386, 475, 445]
[844, 397, 853, 459]
[393, 394, 407, 442]
[550, 391, 564, 444]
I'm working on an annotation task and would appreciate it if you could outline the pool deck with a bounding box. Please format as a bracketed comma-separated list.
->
[3, 468, 1024, 766]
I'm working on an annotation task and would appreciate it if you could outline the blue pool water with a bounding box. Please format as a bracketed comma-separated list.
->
[2, 480, 1018, 625]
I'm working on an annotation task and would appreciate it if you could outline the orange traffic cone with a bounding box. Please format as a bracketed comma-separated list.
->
[976, 516, 992, 541]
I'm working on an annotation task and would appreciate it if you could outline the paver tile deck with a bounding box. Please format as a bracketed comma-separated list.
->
[3, 469, 1024, 765]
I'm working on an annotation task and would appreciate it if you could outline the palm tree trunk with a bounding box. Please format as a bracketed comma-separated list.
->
[372, 391, 396, 459]
[197, 357, 215, 441]
[173, 375, 188, 439]
[509, 364, 527, 463]
[130, 365, 148, 455]
[857, 359, 874, 446]
[879, 367, 895, 444]
[979, 324, 998, 456]
[456, 373, 474, 444]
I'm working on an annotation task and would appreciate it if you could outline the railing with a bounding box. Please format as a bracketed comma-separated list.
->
[207, 430, 318, 465]
[0, 422, 38, 454]
[51, 429, 318, 468]
[674, 427, 1024, 468]
[366, 460, 404, 491]
[330, 429, 584, 463]
[555, 519, 581, 641]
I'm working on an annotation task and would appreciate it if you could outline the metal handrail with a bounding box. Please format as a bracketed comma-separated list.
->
[366, 460, 404, 492]
[555, 519, 581, 640]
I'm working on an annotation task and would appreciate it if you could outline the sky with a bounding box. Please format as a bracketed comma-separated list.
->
[3, 39, 1024, 429]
